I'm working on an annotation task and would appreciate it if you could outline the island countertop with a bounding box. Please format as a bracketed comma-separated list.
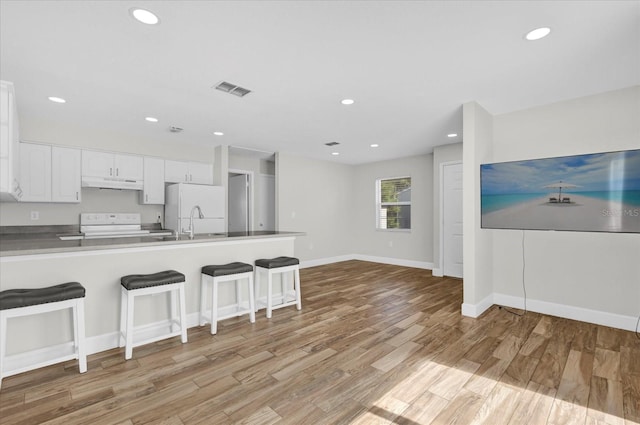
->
[0, 229, 304, 257]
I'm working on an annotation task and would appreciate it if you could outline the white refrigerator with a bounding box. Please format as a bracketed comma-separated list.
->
[164, 183, 225, 235]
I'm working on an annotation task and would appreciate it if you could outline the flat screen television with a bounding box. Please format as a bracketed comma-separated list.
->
[480, 149, 640, 233]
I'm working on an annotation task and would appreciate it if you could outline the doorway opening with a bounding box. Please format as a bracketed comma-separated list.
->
[228, 170, 252, 233]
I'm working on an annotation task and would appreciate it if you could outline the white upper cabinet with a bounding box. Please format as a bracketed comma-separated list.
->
[0, 80, 22, 200]
[19, 142, 52, 202]
[140, 157, 165, 204]
[165, 160, 213, 185]
[164, 160, 190, 183]
[52, 146, 81, 203]
[82, 150, 143, 180]
[114, 153, 143, 180]
[19, 143, 82, 203]
[188, 161, 213, 185]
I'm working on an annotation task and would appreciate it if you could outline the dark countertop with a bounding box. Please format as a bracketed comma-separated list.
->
[0, 229, 304, 257]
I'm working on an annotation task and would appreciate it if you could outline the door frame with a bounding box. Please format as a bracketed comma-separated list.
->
[228, 169, 254, 232]
[436, 160, 463, 277]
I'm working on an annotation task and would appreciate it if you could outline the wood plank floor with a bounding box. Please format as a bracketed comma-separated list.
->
[1, 260, 639, 425]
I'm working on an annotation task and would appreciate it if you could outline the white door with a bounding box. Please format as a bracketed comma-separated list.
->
[443, 163, 463, 278]
[228, 173, 249, 232]
[257, 174, 275, 231]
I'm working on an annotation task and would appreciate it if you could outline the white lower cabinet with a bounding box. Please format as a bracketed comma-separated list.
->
[52, 146, 81, 203]
[140, 157, 165, 204]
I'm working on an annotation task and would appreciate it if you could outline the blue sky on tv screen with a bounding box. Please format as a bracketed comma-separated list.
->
[481, 149, 640, 195]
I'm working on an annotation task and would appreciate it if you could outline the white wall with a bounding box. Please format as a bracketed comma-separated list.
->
[277, 153, 355, 261]
[432, 143, 463, 273]
[352, 154, 433, 265]
[462, 102, 494, 315]
[464, 86, 640, 328]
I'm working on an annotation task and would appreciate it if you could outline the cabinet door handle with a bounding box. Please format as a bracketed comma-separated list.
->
[185, 173, 188, 182]
[110, 167, 113, 176]
[76, 192, 79, 200]
[116, 168, 119, 177]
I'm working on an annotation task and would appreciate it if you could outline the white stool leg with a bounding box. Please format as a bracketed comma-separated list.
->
[119, 286, 127, 348]
[0, 311, 7, 388]
[294, 266, 302, 311]
[199, 274, 207, 326]
[248, 274, 256, 323]
[254, 268, 261, 312]
[235, 277, 241, 310]
[170, 288, 178, 333]
[267, 269, 273, 319]
[211, 277, 219, 335]
[125, 290, 134, 360]
[282, 271, 289, 303]
[178, 283, 187, 343]
[76, 299, 87, 373]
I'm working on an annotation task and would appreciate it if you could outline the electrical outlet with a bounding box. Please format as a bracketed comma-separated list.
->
[30, 211, 39, 220]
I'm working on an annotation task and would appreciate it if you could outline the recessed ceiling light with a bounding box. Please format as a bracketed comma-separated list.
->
[331, 152, 340, 156]
[525, 27, 551, 41]
[48, 96, 66, 104]
[370, 144, 379, 148]
[145, 117, 158, 122]
[341, 99, 355, 105]
[447, 133, 457, 138]
[213, 131, 224, 136]
[130, 8, 160, 25]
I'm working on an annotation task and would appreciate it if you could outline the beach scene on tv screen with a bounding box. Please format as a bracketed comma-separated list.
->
[481, 149, 640, 233]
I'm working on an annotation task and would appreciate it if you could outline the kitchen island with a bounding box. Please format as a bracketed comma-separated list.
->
[0, 230, 303, 362]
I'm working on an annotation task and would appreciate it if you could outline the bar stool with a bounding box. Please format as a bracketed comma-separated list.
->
[119, 270, 187, 360]
[0, 282, 87, 388]
[200, 262, 255, 335]
[254, 256, 302, 319]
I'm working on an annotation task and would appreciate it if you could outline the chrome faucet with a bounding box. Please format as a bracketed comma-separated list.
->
[187, 205, 204, 239]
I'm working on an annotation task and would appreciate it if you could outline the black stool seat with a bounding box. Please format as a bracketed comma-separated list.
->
[0, 282, 85, 310]
[202, 262, 253, 277]
[121, 270, 185, 291]
[255, 256, 300, 269]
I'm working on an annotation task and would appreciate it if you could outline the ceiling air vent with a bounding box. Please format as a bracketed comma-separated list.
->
[169, 126, 183, 133]
[214, 81, 252, 97]
[325, 142, 340, 146]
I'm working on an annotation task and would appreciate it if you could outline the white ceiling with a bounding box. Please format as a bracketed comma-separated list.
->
[1, 1, 638, 164]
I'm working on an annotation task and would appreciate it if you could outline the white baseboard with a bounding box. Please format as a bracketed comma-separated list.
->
[432, 268, 443, 277]
[300, 255, 356, 269]
[461, 292, 638, 332]
[493, 293, 639, 332]
[300, 254, 433, 270]
[461, 293, 494, 318]
[352, 254, 433, 270]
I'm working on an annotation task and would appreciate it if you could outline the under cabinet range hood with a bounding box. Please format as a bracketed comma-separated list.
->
[81, 176, 143, 190]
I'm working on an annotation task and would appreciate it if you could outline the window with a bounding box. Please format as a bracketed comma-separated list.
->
[376, 176, 411, 230]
